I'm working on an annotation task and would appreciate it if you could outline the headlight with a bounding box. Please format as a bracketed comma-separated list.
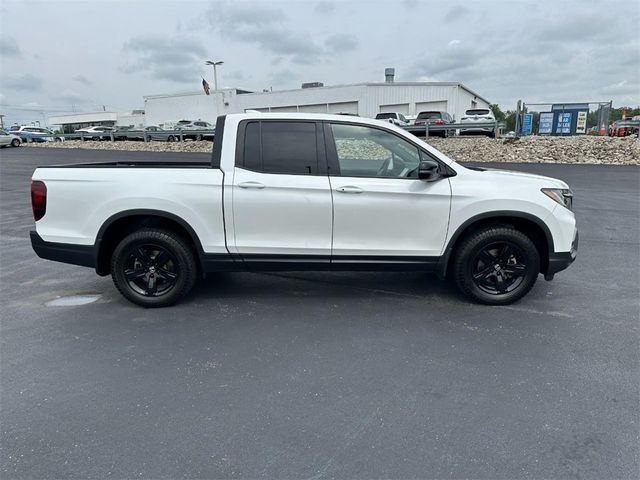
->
[541, 188, 573, 210]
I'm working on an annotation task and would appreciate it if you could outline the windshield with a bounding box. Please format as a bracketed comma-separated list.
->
[417, 112, 442, 119]
[466, 109, 491, 115]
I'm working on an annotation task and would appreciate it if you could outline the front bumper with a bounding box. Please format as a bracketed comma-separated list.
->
[545, 229, 578, 280]
[30, 230, 95, 269]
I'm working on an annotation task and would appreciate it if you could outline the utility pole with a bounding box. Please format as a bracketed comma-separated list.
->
[205, 60, 224, 91]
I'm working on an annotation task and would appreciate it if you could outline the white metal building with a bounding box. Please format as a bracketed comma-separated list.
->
[48, 110, 146, 133]
[143, 82, 490, 127]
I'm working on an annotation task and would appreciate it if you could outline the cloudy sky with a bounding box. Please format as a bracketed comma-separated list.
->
[1, 0, 638, 124]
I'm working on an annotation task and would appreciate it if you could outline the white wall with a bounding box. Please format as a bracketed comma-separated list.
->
[143, 83, 491, 126]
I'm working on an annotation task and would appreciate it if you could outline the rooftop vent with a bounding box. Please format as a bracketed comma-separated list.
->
[385, 68, 395, 83]
[301, 82, 324, 89]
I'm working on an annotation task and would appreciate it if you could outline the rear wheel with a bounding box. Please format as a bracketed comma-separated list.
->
[453, 226, 539, 305]
[111, 228, 197, 307]
[167, 135, 175, 142]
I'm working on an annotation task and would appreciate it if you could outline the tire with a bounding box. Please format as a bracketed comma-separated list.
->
[452, 226, 540, 305]
[11, 138, 20, 147]
[111, 228, 197, 308]
[167, 135, 175, 142]
[195, 133, 203, 141]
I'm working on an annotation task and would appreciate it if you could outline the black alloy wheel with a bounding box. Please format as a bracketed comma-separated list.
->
[122, 243, 179, 297]
[111, 228, 197, 307]
[471, 241, 527, 295]
[453, 226, 540, 305]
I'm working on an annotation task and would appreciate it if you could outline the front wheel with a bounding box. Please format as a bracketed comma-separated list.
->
[11, 138, 20, 147]
[452, 226, 540, 305]
[111, 229, 197, 307]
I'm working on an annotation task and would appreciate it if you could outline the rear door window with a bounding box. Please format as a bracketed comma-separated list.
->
[241, 121, 319, 175]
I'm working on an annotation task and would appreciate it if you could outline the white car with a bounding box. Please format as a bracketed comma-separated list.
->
[0, 129, 22, 147]
[460, 108, 497, 137]
[30, 112, 578, 307]
[75, 126, 114, 140]
[8, 126, 63, 142]
[375, 112, 410, 126]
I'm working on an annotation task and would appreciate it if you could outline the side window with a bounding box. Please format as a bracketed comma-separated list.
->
[330, 123, 420, 178]
[242, 121, 318, 175]
[243, 122, 261, 171]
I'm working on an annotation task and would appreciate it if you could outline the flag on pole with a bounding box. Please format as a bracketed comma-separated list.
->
[202, 78, 210, 95]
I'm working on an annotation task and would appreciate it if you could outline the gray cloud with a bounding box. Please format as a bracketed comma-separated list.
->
[269, 69, 301, 89]
[121, 35, 207, 83]
[1, 73, 43, 91]
[325, 34, 359, 54]
[73, 75, 92, 86]
[58, 89, 86, 105]
[315, 1, 335, 14]
[0, 35, 21, 57]
[443, 5, 470, 23]
[206, 2, 353, 65]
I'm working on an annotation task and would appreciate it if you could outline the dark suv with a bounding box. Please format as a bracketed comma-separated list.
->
[414, 111, 454, 137]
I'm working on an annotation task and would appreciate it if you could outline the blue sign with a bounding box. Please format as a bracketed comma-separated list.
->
[539, 112, 553, 134]
[555, 112, 572, 134]
[522, 113, 533, 135]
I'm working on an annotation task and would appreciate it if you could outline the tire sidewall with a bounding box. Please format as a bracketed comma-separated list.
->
[455, 228, 540, 305]
[111, 229, 196, 307]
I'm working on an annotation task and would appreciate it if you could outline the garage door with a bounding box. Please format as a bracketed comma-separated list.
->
[379, 103, 409, 114]
[298, 104, 328, 113]
[415, 101, 448, 114]
[328, 102, 358, 115]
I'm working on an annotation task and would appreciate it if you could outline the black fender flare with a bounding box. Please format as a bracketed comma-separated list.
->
[94, 209, 206, 275]
[436, 210, 555, 278]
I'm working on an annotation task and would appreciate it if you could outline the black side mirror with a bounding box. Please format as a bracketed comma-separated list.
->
[418, 160, 440, 181]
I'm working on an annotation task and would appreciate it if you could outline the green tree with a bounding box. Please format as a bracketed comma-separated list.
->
[490, 104, 506, 123]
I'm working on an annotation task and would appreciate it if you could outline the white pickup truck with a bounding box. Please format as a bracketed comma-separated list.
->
[30, 113, 578, 307]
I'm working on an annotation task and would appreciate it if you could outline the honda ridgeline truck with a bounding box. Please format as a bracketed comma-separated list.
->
[30, 113, 578, 307]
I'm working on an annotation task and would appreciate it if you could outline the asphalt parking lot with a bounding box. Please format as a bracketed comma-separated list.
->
[1, 147, 638, 479]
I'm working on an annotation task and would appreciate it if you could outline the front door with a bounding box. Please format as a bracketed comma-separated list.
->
[326, 122, 451, 262]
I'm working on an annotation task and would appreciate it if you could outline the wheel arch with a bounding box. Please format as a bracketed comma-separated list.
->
[94, 209, 205, 276]
[438, 211, 554, 278]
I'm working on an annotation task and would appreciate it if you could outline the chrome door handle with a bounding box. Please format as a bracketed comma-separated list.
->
[336, 186, 364, 194]
[238, 181, 265, 189]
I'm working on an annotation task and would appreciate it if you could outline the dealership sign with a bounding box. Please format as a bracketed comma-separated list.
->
[539, 112, 554, 134]
[522, 113, 533, 135]
[555, 112, 572, 134]
[576, 111, 587, 134]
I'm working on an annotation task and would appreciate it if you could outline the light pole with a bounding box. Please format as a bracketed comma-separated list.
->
[205, 60, 224, 91]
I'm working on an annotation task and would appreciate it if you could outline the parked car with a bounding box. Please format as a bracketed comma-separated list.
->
[8, 125, 63, 142]
[112, 126, 135, 140]
[375, 112, 410, 126]
[460, 108, 497, 137]
[609, 119, 640, 137]
[414, 111, 455, 137]
[176, 120, 215, 141]
[0, 129, 22, 147]
[30, 112, 578, 308]
[75, 126, 114, 140]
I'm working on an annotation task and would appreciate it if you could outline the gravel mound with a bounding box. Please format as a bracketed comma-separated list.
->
[26, 135, 639, 165]
[427, 135, 639, 165]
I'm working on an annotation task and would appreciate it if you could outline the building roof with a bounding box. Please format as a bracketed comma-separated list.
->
[143, 82, 491, 105]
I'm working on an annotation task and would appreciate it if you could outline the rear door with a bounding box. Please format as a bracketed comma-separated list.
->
[230, 120, 333, 263]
